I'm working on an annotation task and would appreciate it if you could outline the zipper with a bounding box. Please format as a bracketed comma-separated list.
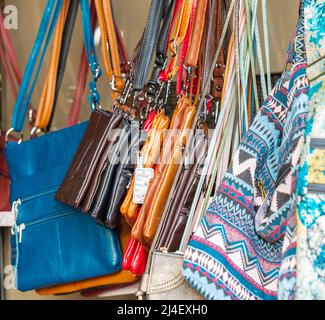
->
[12, 200, 77, 244]
[307, 183, 325, 194]
[18, 186, 59, 203]
[310, 138, 325, 149]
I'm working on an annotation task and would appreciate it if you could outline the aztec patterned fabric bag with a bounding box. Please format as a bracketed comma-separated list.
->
[182, 10, 310, 300]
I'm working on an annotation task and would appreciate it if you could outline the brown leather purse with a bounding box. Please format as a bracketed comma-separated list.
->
[55, 0, 127, 213]
[156, 125, 208, 252]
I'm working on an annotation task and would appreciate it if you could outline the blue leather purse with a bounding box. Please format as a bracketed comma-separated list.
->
[5, 0, 122, 291]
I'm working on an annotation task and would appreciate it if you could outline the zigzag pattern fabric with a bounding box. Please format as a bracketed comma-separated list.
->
[183, 11, 310, 300]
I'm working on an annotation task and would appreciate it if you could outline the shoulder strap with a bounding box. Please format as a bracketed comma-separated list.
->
[185, 0, 208, 67]
[68, 1, 97, 126]
[175, 0, 197, 95]
[147, 0, 176, 97]
[35, 0, 70, 131]
[47, 0, 80, 130]
[133, 0, 165, 91]
[0, 11, 35, 128]
[10, 0, 63, 133]
[94, 0, 124, 98]
[80, 0, 102, 110]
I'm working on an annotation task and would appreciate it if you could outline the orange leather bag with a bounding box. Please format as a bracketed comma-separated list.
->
[131, 96, 197, 249]
[120, 112, 170, 227]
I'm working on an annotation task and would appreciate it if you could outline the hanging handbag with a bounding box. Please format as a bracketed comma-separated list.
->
[183, 11, 310, 300]
[6, 0, 122, 291]
[119, 0, 178, 276]
[55, 0, 132, 216]
[136, 0, 235, 299]
[131, 0, 208, 250]
[156, 126, 208, 252]
[74, 0, 168, 228]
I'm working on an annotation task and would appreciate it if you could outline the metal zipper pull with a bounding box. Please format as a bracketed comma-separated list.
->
[11, 199, 21, 235]
[18, 223, 25, 243]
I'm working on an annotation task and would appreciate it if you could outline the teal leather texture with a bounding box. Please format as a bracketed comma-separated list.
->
[6, 122, 122, 291]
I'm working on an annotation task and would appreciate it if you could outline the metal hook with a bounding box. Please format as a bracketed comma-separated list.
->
[5, 128, 23, 144]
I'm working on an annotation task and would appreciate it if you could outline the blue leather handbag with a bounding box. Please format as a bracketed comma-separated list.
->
[5, 0, 122, 291]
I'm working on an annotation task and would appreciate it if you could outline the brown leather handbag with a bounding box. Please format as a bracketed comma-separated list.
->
[156, 125, 208, 252]
[55, 0, 128, 214]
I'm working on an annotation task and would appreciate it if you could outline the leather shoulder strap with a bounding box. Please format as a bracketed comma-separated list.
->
[147, 0, 176, 97]
[95, 0, 124, 97]
[35, 0, 70, 130]
[10, 0, 63, 132]
[185, 0, 208, 67]
[68, 1, 97, 126]
[133, 0, 165, 91]
[47, 0, 80, 130]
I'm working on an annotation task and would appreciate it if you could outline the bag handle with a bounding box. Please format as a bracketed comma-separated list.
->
[169, 0, 196, 93]
[80, 0, 102, 110]
[146, 0, 176, 98]
[185, 0, 208, 67]
[34, 0, 70, 131]
[68, 1, 97, 126]
[8, 0, 63, 135]
[133, 0, 166, 91]
[0, 11, 22, 95]
[0, 38, 18, 100]
[94, 0, 124, 98]
[47, 0, 80, 130]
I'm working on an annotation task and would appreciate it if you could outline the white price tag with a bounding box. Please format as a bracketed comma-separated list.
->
[133, 168, 154, 204]
[0, 211, 15, 227]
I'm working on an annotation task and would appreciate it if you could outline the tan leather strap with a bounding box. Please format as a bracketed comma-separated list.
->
[167, 0, 194, 80]
[95, 0, 124, 97]
[185, 0, 208, 67]
[95, 0, 113, 80]
[35, 0, 69, 130]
